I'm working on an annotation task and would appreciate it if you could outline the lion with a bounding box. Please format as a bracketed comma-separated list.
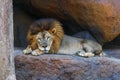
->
[23, 18, 105, 57]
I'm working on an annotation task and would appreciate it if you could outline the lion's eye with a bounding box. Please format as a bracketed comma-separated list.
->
[38, 38, 41, 42]
[47, 36, 50, 40]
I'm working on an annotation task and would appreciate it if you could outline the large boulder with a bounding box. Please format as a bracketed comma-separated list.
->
[14, 0, 120, 44]
[15, 54, 120, 80]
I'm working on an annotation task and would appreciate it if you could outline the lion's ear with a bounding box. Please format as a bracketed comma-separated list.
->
[51, 28, 56, 34]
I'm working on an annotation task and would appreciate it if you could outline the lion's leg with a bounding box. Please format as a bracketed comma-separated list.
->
[31, 49, 44, 56]
[23, 39, 38, 55]
[84, 46, 104, 57]
[76, 50, 95, 57]
[76, 44, 95, 57]
[79, 52, 95, 57]
[23, 45, 32, 54]
[94, 51, 107, 57]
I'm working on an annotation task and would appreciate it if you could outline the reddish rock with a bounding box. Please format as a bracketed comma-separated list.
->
[15, 54, 120, 80]
[14, 0, 120, 44]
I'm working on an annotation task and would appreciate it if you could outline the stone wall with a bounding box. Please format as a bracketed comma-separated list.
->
[0, 0, 16, 80]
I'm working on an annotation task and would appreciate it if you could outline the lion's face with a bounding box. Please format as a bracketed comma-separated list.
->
[36, 31, 53, 53]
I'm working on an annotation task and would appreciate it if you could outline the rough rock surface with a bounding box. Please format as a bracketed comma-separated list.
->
[14, 0, 120, 44]
[15, 54, 120, 80]
[0, 0, 16, 79]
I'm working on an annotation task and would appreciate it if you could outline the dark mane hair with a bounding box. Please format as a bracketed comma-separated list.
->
[30, 18, 61, 35]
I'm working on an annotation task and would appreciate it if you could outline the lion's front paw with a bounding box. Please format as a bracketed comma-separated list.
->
[31, 51, 39, 56]
[23, 48, 32, 55]
[31, 49, 43, 56]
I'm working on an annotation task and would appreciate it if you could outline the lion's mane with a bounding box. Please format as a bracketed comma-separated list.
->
[26, 18, 64, 53]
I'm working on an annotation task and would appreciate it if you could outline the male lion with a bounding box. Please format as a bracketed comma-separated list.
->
[23, 18, 105, 57]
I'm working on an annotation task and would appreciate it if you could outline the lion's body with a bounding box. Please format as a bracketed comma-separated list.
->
[23, 18, 104, 57]
[58, 35, 102, 55]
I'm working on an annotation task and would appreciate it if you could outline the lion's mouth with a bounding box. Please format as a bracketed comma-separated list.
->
[39, 47, 49, 53]
[38, 45, 51, 53]
[43, 48, 49, 53]
[44, 48, 49, 52]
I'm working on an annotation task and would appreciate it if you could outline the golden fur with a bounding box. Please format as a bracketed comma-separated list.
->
[23, 18, 105, 57]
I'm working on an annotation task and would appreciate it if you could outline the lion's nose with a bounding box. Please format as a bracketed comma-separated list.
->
[42, 45, 47, 48]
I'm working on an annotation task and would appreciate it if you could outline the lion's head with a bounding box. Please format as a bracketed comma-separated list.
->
[36, 31, 53, 53]
[27, 18, 64, 53]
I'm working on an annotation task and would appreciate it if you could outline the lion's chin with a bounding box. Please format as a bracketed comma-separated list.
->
[44, 50, 49, 53]
[43, 48, 49, 53]
[39, 47, 50, 53]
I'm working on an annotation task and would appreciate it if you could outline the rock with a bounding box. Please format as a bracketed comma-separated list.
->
[103, 35, 120, 49]
[14, 7, 36, 47]
[14, 0, 120, 44]
[73, 31, 97, 42]
[15, 54, 120, 80]
[104, 49, 120, 59]
[0, 0, 16, 79]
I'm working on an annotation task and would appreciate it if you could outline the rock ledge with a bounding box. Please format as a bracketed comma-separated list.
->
[15, 54, 120, 80]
